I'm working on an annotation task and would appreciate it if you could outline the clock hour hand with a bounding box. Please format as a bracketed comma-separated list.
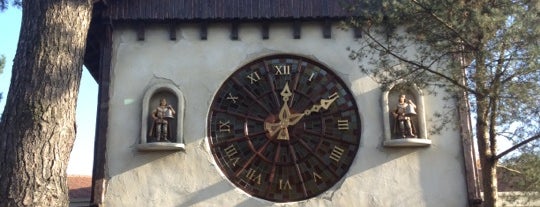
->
[277, 125, 290, 140]
[303, 92, 339, 116]
[283, 92, 339, 127]
[265, 92, 340, 140]
[278, 103, 304, 126]
[265, 103, 301, 140]
[265, 122, 282, 137]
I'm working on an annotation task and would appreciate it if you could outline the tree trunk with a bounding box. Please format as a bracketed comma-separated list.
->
[481, 157, 498, 207]
[0, 0, 93, 206]
[476, 96, 498, 207]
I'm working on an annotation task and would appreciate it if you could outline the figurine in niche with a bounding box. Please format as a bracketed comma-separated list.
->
[149, 98, 176, 142]
[392, 94, 417, 138]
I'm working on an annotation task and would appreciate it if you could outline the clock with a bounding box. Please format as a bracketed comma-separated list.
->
[207, 54, 361, 202]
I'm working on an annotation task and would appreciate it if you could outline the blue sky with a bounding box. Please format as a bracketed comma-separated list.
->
[1, 7, 96, 175]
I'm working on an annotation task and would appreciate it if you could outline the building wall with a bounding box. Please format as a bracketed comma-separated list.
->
[103, 22, 468, 206]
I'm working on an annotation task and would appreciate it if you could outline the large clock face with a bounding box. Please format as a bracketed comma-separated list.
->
[207, 54, 361, 202]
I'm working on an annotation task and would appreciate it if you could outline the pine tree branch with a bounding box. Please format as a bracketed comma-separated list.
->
[409, 0, 475, 49]
[496, 134, 540, 160]
[497, 165, 522, 174]
[361, 27, 482, 96]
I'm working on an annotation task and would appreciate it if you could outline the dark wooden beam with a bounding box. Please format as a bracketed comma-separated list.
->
[293, 21, 301, 39]
[136, 23, 145, 41]
[354, 27, 362, 39]
[200, 22, 208, 40]
[457, 84, 483, 206]
[230, 22, 239, 40]
[169, 23, 177, 41]
[262, 22, 269, 39]
[91, 24, 112, 206]
[323, 20, 331, 39]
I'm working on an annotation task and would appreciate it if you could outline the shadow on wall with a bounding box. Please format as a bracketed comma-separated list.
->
[344, 78, 465, 206]
[177, 179, 254, 207]
[102, 68, 464, 206]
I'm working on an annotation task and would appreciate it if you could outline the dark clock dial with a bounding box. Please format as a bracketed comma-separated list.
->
[207, 54, 361, 202]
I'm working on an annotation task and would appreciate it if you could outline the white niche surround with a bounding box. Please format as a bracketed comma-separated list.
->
[382, 82, 431, 147]
[137, 83, 186, 151]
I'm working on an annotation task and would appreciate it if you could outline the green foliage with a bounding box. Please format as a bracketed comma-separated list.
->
[0, 0, 5, 11]
[503, 153, 540, 192]
[0, 54, 4, 103]
[0, 54, 5, 74]
[0, 0, 21, 11]
[344, 0, 540, 147]
[343, 1, 540, 204]
[500, 153, 540, 202]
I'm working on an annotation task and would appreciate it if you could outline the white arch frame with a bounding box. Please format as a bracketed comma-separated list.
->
[382, 82, 431, 147]
[138, 83, 186, 151]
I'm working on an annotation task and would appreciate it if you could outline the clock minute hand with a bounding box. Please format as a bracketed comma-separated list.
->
[272, 82, 295, 140]
[275, 103, 303, 140]
[265, 122, 282, 137]
[280, 82, 293, 103]
[264, 104, 297, 138]
[264, 82, 295, 139]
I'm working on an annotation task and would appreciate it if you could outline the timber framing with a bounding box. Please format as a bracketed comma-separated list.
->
[169, 23, 177, 41]
[89, 23, 112, 207]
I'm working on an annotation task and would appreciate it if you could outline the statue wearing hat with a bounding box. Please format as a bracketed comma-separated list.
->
[149, 98, 176, 142]
[392, 94, 417, 138]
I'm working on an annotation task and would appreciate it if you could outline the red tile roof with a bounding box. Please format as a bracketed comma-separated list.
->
[68, 175, 92, 199]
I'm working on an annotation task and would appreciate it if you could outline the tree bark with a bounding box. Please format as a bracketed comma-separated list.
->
[0, 0, 93, 206]
[476, 102, 498, 207]
[481, 160, 498, 207]
[476, 97, 498, 207]
[474, 52, 498, 206]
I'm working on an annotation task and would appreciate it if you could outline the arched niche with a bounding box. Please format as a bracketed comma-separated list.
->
[382, 83, 431, 147]
[137, 83, 185, 151]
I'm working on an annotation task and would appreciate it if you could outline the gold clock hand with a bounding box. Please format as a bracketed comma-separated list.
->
[286, 92, 340, 126]
[303, 92, 339, 116]
[275, 104, 295, 140]
[266, 82, 295, 140]
[265, 84, 340, 140]
[278, 82, 304, 126]
[264, 99, 293, 139]
[283, 94, 339, 127]
[265, 122, 282, 137]
[265, 102, 303, 140]
[284, 113, 304, 127]
[277, 126, 290, 140]
[280, 82, 293, 103]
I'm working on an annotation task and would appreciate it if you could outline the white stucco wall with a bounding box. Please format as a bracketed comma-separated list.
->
[103, 22, 468, 206]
